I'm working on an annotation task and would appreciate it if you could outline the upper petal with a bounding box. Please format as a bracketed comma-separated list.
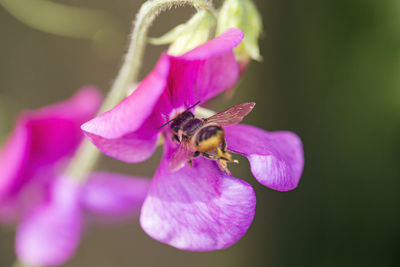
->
[81, 172, 150, 222]
[83, 118, 160, 163]
[166, 28, 243, 109]
[140, 147, 256, 251]
[81, 55, 170, 162]
[225, 124, 304, 191]
[15, 177, 83, 266]
[0, 87, 101, 200]
[181, 28, 244, 60]
[82, 29, 244, 162]
[82, 55, 170, 139]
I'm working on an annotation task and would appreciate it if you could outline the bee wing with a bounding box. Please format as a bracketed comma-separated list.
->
[169, 140, 196, 171]
[205, 102, 255, 126]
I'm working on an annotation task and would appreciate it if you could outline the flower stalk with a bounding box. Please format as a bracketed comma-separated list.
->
[100, 0, 214, 113]
[66, 0, 214, 182]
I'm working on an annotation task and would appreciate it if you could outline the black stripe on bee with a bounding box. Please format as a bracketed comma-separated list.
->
[196, 125, 223, 144]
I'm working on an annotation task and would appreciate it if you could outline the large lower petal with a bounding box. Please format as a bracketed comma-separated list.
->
[81, 172, 150, 222]
[225, 124, 304, 191]
[140, 148, 256, 251]
[15, 177, 83, 266]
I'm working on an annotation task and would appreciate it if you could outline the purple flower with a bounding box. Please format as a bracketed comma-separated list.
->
[82, 28, 304, 251]
[0, 87, 150, 266]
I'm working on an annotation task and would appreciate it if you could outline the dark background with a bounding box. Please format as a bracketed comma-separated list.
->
[1, 0, 399, 266]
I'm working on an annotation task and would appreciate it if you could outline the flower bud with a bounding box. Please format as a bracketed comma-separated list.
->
[216, 0, 263, 63]
[149, 10, 216, 56]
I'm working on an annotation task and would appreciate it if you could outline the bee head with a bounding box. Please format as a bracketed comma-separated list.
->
[170, 111, 194, 132]
[157, 101, 200, 130]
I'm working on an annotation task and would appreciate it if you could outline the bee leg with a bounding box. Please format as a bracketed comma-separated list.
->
[201, 152, 229, 161]
[202, 151, 232, 175]
[218, 159, 232, 175]
[201, 152, 220, 161]
[187, 152, 199, 168]
[217, 147, 232, 161]
[218, 144, 239, 164]
[221, 140, 227, 152]
[216, 148, 232, 173]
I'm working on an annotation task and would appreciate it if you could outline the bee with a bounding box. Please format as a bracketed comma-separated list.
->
[159, 101, 255, 174]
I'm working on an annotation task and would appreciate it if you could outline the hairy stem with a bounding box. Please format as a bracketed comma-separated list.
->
[65, 0, 213, 182]
[100, 0, 213, 113]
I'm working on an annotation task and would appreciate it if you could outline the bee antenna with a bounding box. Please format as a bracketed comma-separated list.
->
[157, 101, 200, 130]
[184, 101, 201, 113]
[157, 118, 175, 130]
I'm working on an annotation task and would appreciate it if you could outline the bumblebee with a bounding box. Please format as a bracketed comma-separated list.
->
[159, 102, 255, 174]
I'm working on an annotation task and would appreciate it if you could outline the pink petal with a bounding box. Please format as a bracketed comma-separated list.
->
[82, 55, 170, 162]
[83, 120, 160, 163]
[140, 147, 256, 251]
[82, 29, 243, 162]
[0, 122, 30, 200]
[225, 124, 304, 191]
[0, 197, 18, 223]
[181, 28, 244, 60]
[166, 28, 243, 109]
[33, 86, 102, 124]
[82, 55, 169, 139]
[0, 181, 49, 224]
[26, 86, 102, 164]
[0, 87, 101, 200]
[15, 177, 83, 266]
[81, 172, 150, 222]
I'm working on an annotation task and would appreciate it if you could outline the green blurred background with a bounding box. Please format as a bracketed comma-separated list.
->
[1, 0, 399, 266]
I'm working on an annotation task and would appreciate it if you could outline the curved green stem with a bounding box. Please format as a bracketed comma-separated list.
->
[66, 0, 213, 182]
[100, 0, 213, 113]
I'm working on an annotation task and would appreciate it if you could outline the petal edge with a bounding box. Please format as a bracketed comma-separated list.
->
[225, 124, 304, 191]
[140, 153, 256, 251]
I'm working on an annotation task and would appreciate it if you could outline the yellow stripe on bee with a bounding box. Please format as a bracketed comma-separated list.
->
[196, 132, 224, 152]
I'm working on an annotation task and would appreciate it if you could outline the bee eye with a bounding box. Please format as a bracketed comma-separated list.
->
[170, 121, 180, 132]
[172, 125, 179, 132]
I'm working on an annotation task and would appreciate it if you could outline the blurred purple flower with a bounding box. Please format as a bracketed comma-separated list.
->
[82, 28, 304, 251]
[0, 87, 150, 266]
